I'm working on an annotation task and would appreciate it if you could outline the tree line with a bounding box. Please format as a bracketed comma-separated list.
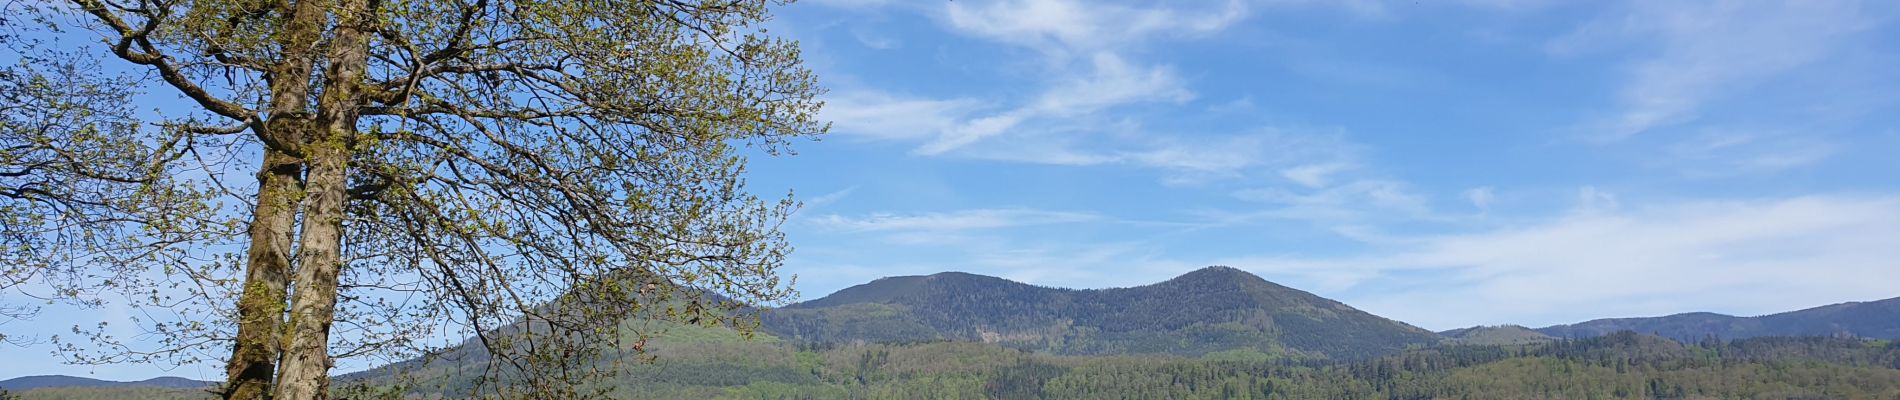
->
[13, 332, 1898, 400]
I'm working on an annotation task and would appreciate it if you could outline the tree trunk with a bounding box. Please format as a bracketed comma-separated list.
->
[274, 0, 371, 396]
[221, 149, 301, 400]
[273, 138, 344, 400]
[222, 0, 327, 397]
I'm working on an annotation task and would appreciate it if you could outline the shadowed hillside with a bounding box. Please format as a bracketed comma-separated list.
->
[0, 376, 211, 392]
[1538, 297, 1900, 341]
[762, 266, 1440, 360]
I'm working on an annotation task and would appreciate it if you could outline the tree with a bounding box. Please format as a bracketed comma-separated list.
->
[6, 0, 823, 398]
[1, 8, 232, 349]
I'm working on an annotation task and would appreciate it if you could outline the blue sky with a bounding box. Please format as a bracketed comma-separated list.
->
[7, 0, 1900, 381]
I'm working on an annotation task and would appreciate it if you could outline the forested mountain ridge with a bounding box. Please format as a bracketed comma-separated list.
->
[0, 375, 212, 391]
[761, 266, 1440, 360]
[1537, 296, 1900, 341]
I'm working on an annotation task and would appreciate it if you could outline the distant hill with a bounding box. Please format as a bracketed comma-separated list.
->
[1439, 325, 1556, 345]
[1537, 297, 1900, 342]
[0, 375, 212, 391]
[761, 266, 1441, 359]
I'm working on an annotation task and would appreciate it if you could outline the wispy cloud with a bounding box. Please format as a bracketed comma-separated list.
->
[810, 0, 1279, 181]
[804, 0, 895, 10]
[820, 91, 989, 142]
[941, 0, 1247, 59]
[1575, 186, 1619, 213]
[811, 208, 1100, 232]
[970, 125, 1368, 185]
[1232, 179, 1433, 226]
[1123, 136, 1281, 177]
[801, 186, 858, 211]
[1279, 163, 1353, 189]
[1464, 187, 1497, 211]
[1448, 0, 1560, 12]
[1126, 129, 1354, 175]
[1552, 1, 1875, 141]
[914, 53, 1195, 155]
[824, 76, 1363, 185]
[850, 28, 902, 49]
[1659, 129, 1839, 176]
[1217, 195, 1900, 329]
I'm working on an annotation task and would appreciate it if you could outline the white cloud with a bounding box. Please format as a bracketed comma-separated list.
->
[812, 208, 1099, 232]
[1030, 54, 1195, 117]
[1661, 129, 1839, 176]
[1576, 186, 1618, 212]
[937, 126, 1361, 183]
[1258, 0, 1390, 19]
[1207, 96, 1256, 114]
[1338, 195, 1900, 330]
[1232, 179, 1433, 227]
[915, 53, 1194, 155]
[1450, 0, 1560, 12]
[826, 54, 1195, 158]
[1123, 135, 1274, 174]
[802, 186, 858, 211]
[820, 91, 989, 142]
[915, 114, 1029, 155]
[1553, 1, 1875, 140]
[1741, 146, 1835, 170]
[1465, 186, 1497, 211]
[813, 0, 1429, 187]
[942, 0, 1247, 58]
[1257, 0, 1557, 21]
[1280, 163, 1352, 188]
[1130, 127, 1360, 181]
[805, 0, 895, 10]
[815, 0, 1244, 168]
[850, 28, 901, 49]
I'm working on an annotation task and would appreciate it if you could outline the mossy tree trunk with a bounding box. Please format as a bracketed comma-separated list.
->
[221, 0, 327, 396]
[275, 0, 372, 396]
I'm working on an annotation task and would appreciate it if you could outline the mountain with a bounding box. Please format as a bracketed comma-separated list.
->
[1537, 297, 1900, 342]
[0, 375, 212, 391]
[761, 266, 1441, 359]
[1439, 325, 1555, 345]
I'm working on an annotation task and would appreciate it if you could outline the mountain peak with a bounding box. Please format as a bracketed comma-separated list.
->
[1184, 265, 1251, 276]
[923, 271, 1007, 282]
[789, 271, 1030, 309]
[1153, 266, 1293, 294]
[1168, 265, 1267, 283]
[772, 266, 1441, 359]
